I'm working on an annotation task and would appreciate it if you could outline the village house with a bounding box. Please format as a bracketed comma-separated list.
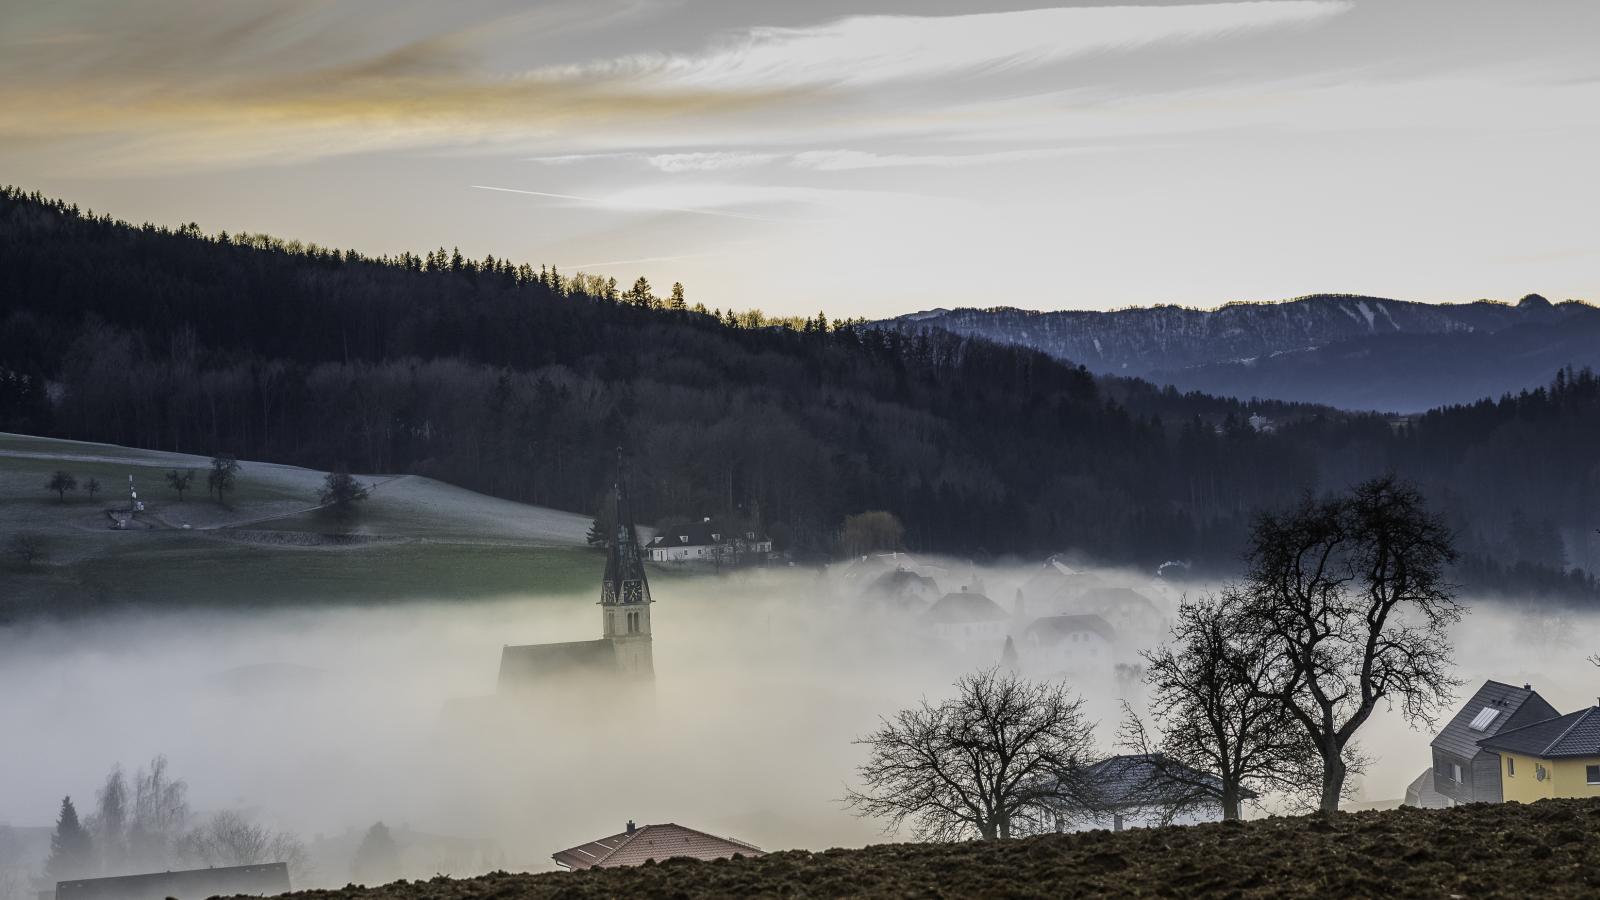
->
[1477, 706, 1600, 804]
[921, 586, 1009, 650]
[644, 519, 773, 566]
[1060, 754, 1245, 832]
[1429, 680, 1559, 804]
[552, 821, 763, 870]
[1020, 614, 1116, 677]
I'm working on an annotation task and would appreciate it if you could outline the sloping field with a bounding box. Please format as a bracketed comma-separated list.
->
[0, 433, 603, 617]
[246, 799, 1600, 899]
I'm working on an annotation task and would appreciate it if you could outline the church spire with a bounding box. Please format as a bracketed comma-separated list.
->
[601, 446, 652, 609]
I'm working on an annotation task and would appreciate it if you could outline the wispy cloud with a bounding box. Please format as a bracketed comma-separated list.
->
[470, 184, 804, 223]
[646, 151, 781, 172]
[0, 2, 1354, 172]
[790, 147, 1093, 171]
[579, 2, 1353, 90]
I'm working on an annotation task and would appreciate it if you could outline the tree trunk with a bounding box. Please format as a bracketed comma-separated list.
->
[1220, 783, 1241, 821]
[1320, 754, 1346, 813]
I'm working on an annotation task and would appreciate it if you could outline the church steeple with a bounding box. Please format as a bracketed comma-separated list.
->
[601, 447, 653, 643]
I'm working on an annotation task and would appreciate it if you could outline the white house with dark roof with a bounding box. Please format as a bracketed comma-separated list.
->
[1429, 680, 1559, 804]
[645, 519, 772, 564]
[551, 821, 762, 870]
[921, 587, 1009, 650]
[1021, 614, 1116, 676]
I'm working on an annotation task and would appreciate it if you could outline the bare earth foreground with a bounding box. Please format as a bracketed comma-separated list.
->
[235, 799, 1600, 899]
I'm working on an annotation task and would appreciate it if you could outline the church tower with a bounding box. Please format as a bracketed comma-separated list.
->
[600, 447, 654, 679]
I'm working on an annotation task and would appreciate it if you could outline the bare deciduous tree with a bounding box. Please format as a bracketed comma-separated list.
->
[7, 533, 46, 567]
[127, 756, 190, 869]
[846, 668, 1097, 840]
[207, 456, 239, 505]
[1241, 476, 1462, 812]
[165, 469, 195, 502]
[1122, 592, 1320, 821]
[47, 470, 77, 502]
[183, 811, 308, 880]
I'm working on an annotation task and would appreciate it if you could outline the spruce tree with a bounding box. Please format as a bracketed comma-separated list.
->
[46, 796, 93, 881]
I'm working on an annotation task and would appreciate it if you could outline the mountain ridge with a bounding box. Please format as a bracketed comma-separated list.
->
[882, 293, 1600, 411]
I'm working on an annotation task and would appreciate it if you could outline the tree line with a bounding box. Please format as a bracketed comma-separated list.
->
[2, 186, 1596, 599]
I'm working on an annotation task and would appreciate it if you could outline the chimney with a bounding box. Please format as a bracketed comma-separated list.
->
[626, 820, 636, 836]
[1524, 683, 1532, 690]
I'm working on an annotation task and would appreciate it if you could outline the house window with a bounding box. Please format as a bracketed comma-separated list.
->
[1587, 765, 1600, 785]
[1468, 708, 1500, 731]
[1507, 757, 1515, 776]
[1451, 762, 1463, 783]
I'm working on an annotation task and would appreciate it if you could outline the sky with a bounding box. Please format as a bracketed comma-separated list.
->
[2, 0, 1598, 318]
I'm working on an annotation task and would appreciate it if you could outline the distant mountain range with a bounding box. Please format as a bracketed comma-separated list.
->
[884, 294, 1600, 412]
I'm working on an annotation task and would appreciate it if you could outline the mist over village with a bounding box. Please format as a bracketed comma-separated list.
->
[4, 2, 1600, 899]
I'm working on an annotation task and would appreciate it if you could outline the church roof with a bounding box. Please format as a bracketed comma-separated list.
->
[552, 823, 763, 870]
[602, 448, 651, 606]
[497, 639, 618, 690]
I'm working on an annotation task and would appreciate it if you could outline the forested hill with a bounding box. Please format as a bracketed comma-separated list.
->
[2, 187, 1597, 596]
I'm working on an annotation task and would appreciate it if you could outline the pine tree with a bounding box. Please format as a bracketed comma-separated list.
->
[351, 822, 401, 885]
[46, 796, 94, 881]
[669, 282, 686, 311]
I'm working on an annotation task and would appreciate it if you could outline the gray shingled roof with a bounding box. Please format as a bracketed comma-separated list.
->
[922, 590, 1008, 624]
[1024, 614, 1117, 646]
[1080, 754, 1255, 808]
[1479, 707, 1600, 759]
[1430, 680, 1548, 759]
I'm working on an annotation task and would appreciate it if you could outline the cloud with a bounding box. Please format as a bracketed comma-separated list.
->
[0, 2, 1354, 172]
[583, 2, 1353, 91]
[646, 151, 781, 172]
[471, 184, 806, 223]
[791, 147, 1092, 171]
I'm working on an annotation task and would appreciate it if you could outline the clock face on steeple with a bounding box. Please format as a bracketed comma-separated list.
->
[622, 580, 643, 605]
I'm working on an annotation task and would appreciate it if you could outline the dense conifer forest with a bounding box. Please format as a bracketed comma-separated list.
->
[2, 187, 1597, 599]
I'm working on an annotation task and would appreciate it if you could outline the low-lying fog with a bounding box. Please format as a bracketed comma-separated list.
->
[2, 560, 1595, 885]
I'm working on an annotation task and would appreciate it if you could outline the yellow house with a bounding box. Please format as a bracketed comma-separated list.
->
[1477, 706, 1600, 804]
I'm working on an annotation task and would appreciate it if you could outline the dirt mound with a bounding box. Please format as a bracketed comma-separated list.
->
[242, 799, 1600, 899]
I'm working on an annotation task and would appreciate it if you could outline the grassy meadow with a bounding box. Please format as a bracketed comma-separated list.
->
[0, 433, 611, 620]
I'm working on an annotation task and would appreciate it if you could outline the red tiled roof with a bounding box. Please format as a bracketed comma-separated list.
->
[552, 823, 762, 870]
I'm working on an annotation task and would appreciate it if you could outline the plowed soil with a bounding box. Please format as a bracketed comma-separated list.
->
[244, 798, 1600, 899]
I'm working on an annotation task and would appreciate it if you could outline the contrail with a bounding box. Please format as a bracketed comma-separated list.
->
[470, 184, 796, 223]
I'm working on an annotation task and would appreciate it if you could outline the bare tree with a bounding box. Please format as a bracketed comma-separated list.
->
[7, 533, 46, 567]
[846, 668, 1097, 840]
[183, 811, 307, 879]
[86, 477, 101, 501]
[47, 470, 77, 502]
[88, 766, 128, 875]
[1240, 476, 1462, 812]
[1122, 592, 1320, 821]
[165, 469, 195, 502]
[0, 825, 33, 900]
[127, 756, 190, 869]
[207, 456, 239, 505]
